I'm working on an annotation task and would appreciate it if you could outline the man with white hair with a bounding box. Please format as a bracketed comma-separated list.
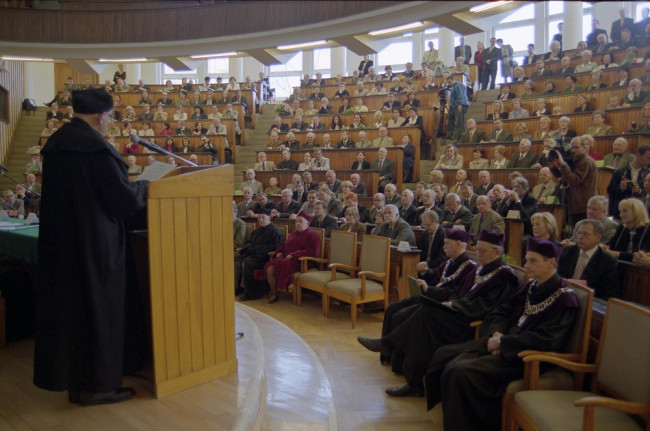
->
[458, 118, 485, 144]
[369, 193, 386, 223]
[371, 147, 395, 190]
[383, 183, 400, 206]
[603, 137, 635, 170]
[440, 193, 472, 231]
[126, 155, 142, 175]
[623, 79, 650, 106]
[564, 195, 618, 245]
[469, 196, 505, 245]
[531, 167, 557, 204]
[399, 189, 418, 225]
[372, 126, 394, 148]
[475, 170, 494, 196]
[509, 139, 538, 168]
[372, 204, 416, 246]
[271, 189, 301, 218]
[237, 187, 256, 217]
[356, 130, 373, 148]
[240, 169, 263, 194]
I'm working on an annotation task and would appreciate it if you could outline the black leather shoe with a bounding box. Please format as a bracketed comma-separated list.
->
[385, 383, 424, 397]
[357, 336, 384, 353]
[77, 387, 135, 406]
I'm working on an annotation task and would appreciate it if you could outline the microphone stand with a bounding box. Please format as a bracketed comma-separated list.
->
[0, 168, 42, 198]
[0, 196, 17, 211]
[129, 135, 199, 167]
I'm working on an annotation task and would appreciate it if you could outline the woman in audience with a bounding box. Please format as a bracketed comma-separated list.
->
[531, 212, 559, 241]
[338, 95, 352, 113]
[339, 207, 366, 240]
[123, 105, 136, 121]
[226, 77, 240, 91]
[521, 80, 536, 98]
[489, 145, 509, 169]
[330, 115, 345, 130]
[512, 122, 532, 141]
[612, 67, 630, 87]
[191, 106, 207, 120]
[486, 101, 508, 120]
[406, 90, 420, 108]
[552, 106, 563, 116]
[574, 94, 595, 113]
[138, 121, 155, 137]
[532, 115, 553, 140]
[163, 80, 175, 92]
[298, 152, 312, 171]
[304, 100, 317, 116]
[545, 40, 563, 61]
[112, 94, 124, 107]
[597, 53, 619, 71]
[605, 198, 650, 262]
[177, 90, 190, 106]
[587, 110, 614, 136]
[123, 137, 139, 154]
[163, 137, 175, 152]
[581, 134, 603, 160]
[337, 180, 354, 201]
[373, 110, 385, 128]
[563, 74, 583, 94]
[584, 69, 607, 91]
[422, 75, 437, 91]
[552, 116, 578, 141]
[122, 121, 136, 136]
[173, 105, 187, 121]
[159, 121, 174, 137]
[474, 41, 485, 89]
[542, 80, 560, 96]
[178, 137, 195, 154]
[533, 97, 550, 116]
[469, 147, 489, 169]
[41, 120, 57, 137]
[497, 83, 515, 101]
[508, 99, 529, 119]
[265, 212, 320, 304]
[192, 121, 207, 135]
[153, 105, 167, 122]
[113, 63, 126, 84]
[513, 66, 527, 82]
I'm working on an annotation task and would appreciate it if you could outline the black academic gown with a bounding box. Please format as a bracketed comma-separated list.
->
[381, 253, 476, 347]
[385, 258, 518, 389]
[241, 224, 284, 299]
[35, 117, 149, 393]
[425, 274, 578, 431]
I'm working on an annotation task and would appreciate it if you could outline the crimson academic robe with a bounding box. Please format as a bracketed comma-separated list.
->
[262, 228, 320, 292]
[385, 258, 518, 389]
[425, 274, 578, 431]
[35, 117, 149, 393]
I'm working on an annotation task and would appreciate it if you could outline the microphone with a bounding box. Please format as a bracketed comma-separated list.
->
[0, 163, 8, 173]
[0, 165, 41, 198]
[129, 134, 198, 167]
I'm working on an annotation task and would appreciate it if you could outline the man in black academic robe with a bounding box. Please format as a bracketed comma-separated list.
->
[35, 89, 149, 405]
[239, 208, 284, 300]
[426, 237, 578, 431]
[358, 230, 518, 397]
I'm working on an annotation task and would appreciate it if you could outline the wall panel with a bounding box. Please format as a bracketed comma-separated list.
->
[0, 60, 24, 165]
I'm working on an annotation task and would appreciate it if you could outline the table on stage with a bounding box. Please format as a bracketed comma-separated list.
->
[0, 220, 39, 264]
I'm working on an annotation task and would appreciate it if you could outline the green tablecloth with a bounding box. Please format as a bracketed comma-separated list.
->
[0, 219, 39, 264]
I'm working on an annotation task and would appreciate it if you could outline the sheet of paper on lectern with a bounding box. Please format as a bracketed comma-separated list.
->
[137, 161, 176, 182]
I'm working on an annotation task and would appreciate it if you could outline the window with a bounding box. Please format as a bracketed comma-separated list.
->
[207, 58, 229, 74]
[636, 3, 650, 20]
[377, 41, 412, 69]
[548, 19, 562, 49]
[163, 64, 196, 75]
[270, 52, 303, 73]
[582, 14, 592, 42]
[495, 26, 535, 52]
[548, 1, 563, 16]
[270, 75, 300, 99]
[313, 48, 331, 71]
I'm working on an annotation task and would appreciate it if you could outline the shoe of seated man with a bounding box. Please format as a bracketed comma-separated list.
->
[385, 383, 424, 397]
[69, 387, 135, 406]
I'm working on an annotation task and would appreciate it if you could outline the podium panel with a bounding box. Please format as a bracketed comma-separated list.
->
[146, 165, 236, 397]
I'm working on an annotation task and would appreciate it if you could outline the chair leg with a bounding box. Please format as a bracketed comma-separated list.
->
[322, 292, 328, 317]
[350, 301, 357, 329]
[502, 393, 514, 431]
[294, 282, 300, 306]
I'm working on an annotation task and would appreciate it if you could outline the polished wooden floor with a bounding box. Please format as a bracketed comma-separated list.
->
[0, 292, 442, 430]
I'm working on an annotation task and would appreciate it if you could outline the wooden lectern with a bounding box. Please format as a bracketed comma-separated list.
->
[146, 165, 237, 397]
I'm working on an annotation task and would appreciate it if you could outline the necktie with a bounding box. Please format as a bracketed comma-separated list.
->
[263, 162, 266, 171]
[612, 154, 620, 167]
[317, 160, 321, 168]
[520, 153, 524, 161]
[572, 251, 588, 279]
[537, 184, 546, 199]
[379, 160, 383, 170]
[478, 216, 483, 232]
[426, 231, 435, 260]
[470, 130, 474, 141]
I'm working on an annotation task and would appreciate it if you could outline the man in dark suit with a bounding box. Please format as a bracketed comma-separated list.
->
[557, 219, 620, 299]
[475, 170, 494, 196]
[454, 36, 472, 65]
[416, 210, 448, 284]
[458, 118, 485, 144]
[309, 201, 339, 238]
[308, 87, 326, 100]
[289, 114, 308, 133]
[371, 147, 395, 190]
[399, 189, 419, 226]
[508, 139, 538, 168]
[324, 170, 342, 195]
[292, 181, 308, 204]
[439, 193, 472, 231]
[468, 196, 505, 245]
[481, 37, 501, 90]
[351, 151, 371, 170]
[230, 90, 249, 115]
[382, 93, 401, 111]
[459, 180, 479, 214]
[337, 131, 355, 149]
[531, 58, 552, 79]
[271, 189, 302, 218]
[269, 116, 289, 133]
[521, 44, 539, 66]
[486, 119, 513, 142]
[610, 8, 634, 42]
[157, 91, 173, 106]
[495, 177, 538, 235]
[350, 173, 368, 197]
[586, 19, 608, 47]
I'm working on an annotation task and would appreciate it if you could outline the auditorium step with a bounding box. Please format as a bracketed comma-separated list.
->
[0, 108, 45, 191]
[233, 105, 278, 186]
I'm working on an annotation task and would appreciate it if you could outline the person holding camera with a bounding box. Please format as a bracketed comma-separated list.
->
[606, 144, 650, 220]
[549, 136, 598, 226]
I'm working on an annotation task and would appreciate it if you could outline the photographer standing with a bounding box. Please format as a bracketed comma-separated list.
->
[445, 75, 469, 141]
[606, 144, 650, 219]
[550, 136, 598, 226]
